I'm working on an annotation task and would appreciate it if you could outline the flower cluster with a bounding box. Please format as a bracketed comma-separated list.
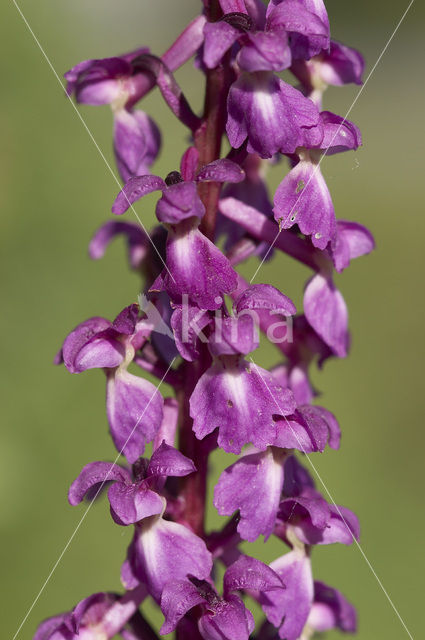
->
[35, 1, 374, 639]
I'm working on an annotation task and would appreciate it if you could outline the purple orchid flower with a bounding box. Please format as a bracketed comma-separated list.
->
[38, 2, 372, 638]
[330, 219, 375, 272]
[227, 71, 321, 158]
[274, 455, 360, 546]
[33, 589, 147, 640]
[64, 48, 152, 108]
[261, 557, 357, 639]
[189, 283, 298, 453]
[271, 314, 333, 404]
[261, 548, 314, 640]
[267, 0, 330, 61]
[292, 39, 365, 98]
[256, 579, 356, 639]
[186, 282, 340, 454]
[273, 111, 362, 249]
[214, 447, 288, 542]
[121, 515, 213, 602]
[55, 304, 164, 463]
[65, 48, 161, 182]
[112, 148, 244, 309]
[213, 417, 341, 544]
[204, 0, 329, 73]
[160, 555, 284, 640]
[68, 441, 196, 525]
[303, 272, 349, 358]
[306, 581, 357, 635]
[277, 489, 360, 547]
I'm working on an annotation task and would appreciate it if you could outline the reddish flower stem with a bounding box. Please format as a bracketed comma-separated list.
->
[196, 2, 233, 240]
[177, 0, 227, 540]
[177, 356, 210, 537]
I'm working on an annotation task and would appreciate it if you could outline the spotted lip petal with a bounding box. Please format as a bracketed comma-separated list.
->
[214, 448, 285, 542]
[190, 357, 296, 454]
[273, 159, 336, 250]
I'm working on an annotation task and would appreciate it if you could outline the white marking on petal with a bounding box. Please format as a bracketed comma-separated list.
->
[254, 89, 277, 121]
[222, 369, 250, 419]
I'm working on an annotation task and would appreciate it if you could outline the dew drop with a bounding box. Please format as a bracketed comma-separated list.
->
[227, 399, 234, 408]
[315, 232, 322, 239]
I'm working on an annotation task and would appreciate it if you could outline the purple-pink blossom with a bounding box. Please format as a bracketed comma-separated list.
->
[34, 2, 372, 639]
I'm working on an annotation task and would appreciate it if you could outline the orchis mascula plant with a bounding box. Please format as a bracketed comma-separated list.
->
[35, 1, 374, 639]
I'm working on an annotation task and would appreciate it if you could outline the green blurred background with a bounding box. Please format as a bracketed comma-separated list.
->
[1, 1, 424, 638]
